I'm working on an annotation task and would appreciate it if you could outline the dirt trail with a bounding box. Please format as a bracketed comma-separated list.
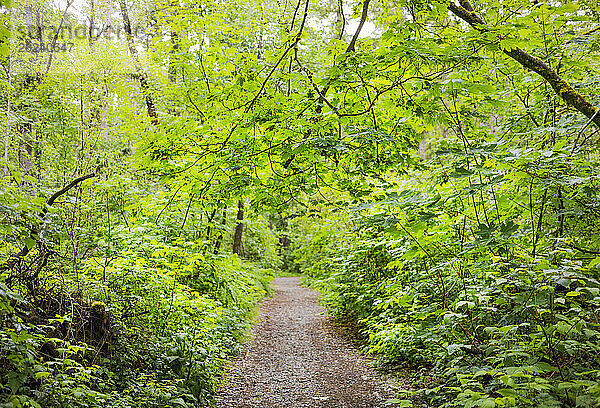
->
[216, 277, 398, 408]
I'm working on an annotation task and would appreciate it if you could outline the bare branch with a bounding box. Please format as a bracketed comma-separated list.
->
[245, 0, 310, 111]
[7, 173, 96, 263]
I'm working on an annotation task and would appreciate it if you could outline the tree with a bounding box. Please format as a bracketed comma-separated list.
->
[2, 0, 600, 406]
[232, 198, 244, 255]
[448, 0, 599, 128]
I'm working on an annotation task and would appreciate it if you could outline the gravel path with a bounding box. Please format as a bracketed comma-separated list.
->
[216, 277, 399, 408]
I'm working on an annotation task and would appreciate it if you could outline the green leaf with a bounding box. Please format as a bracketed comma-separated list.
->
[24, 237, 36, 249]
[497, 388, 518, 398]
[169, 398, 188, 407]
[35, 371, 51, 379]
[589, 257, 600, 268]
[555, 321, 571, 334]
[533, 362, 556, 373]
[11, 170, 22, 185]
[384, 399, 413, 407]
[501, 375, 515, 388]
[478, 398, 496, 408]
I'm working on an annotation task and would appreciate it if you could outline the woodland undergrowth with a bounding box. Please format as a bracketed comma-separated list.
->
[0, 172, 279, 408]
[2, 0, 600, 406]
[293, 136, 600, 407]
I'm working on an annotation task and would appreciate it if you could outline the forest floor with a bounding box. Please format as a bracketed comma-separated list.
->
[216, 277, 400, 408]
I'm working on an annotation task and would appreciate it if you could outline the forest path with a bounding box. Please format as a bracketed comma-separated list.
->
[215, 277, 399, 408]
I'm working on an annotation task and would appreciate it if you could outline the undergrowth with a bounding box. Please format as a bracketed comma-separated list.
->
[293, 141, 600, 408]
[0, 176, 277, 408]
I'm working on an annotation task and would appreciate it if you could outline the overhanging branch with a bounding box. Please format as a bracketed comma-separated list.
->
[4, 173, 96, 268]
[448, 1, 600, 128]
[346, 0, 371, 53]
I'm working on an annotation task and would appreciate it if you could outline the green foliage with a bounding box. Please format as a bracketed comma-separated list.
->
[294, 138, 600, 407]
[0, 168, 277, 408]
[242, 215, 282, 270]
[2, 0, 600, 405]
[1, 228, 274, 407]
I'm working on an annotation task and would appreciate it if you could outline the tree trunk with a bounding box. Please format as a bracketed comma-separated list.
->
[118, 0, 159, 125]
[4, 57, 10, 179]
[206, 207, 218, 241]
[232, 199, 244, 256]
[214, 204, 228, 254]
[88, 0, 95, 48]
[18, 138, 32, 176]
[168, 0, 180, 83]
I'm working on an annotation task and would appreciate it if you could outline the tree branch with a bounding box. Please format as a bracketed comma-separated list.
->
[448, 1, 600, 128]
[245, 0, 310, 111]
[44, 0, 75, 76]
[10, 173, 96, 262]
[346, 0, 371, 53]
[45, 173, 96, 208]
